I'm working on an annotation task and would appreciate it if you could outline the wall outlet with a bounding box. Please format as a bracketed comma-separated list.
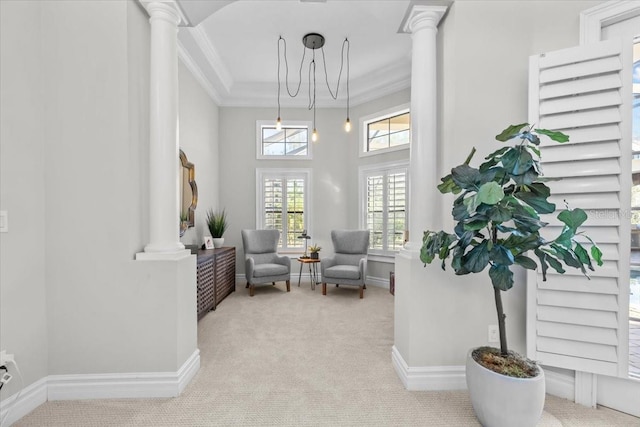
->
[488, 325, 499, 343]
[0, 372, 12, 386]
[0, 211, 7, 233]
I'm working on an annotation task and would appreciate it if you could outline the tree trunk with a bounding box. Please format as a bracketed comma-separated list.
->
[494, 287, 508, 355]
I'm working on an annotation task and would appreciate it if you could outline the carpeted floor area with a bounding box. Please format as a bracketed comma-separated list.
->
[14, 282, 640, 426]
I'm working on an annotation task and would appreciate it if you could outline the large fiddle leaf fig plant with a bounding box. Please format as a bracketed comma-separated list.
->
[421, 123, 603, 362]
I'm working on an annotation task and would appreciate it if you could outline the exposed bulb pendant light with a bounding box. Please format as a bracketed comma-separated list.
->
[276, 33, 351, 140]
[344, 38, 351, 132]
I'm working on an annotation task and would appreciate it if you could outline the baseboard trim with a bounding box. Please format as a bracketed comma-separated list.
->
[391, 345, 467, 391]
[48, 349, 200, 401]
[0, 376, 47, 426]
[543, 367, 575, 400]
[365, 276, 389, 288]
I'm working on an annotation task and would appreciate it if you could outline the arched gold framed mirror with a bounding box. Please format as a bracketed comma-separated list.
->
[179, 149, 198, 229]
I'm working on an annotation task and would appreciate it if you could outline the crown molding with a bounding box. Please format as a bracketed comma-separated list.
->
[189, 26, 234, 94]
[177, 40, 222, 105]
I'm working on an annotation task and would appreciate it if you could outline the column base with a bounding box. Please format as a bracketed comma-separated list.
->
[136, 248, 191, 261]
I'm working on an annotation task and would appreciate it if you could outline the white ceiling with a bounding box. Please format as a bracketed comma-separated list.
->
[175, 0, 413, 107]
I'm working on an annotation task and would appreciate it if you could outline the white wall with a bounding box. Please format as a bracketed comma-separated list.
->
[0, 0, 49, 396]
[178, 61, 220, 247]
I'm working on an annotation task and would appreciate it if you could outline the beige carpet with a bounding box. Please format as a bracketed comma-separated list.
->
[15, 282, 640, 426]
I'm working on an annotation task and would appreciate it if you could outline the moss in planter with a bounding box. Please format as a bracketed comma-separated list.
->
[472, 346, 539, 378]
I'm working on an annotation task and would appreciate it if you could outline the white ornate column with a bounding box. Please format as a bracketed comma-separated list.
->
[403, 5, 448, 253]
[137, 0, 189, 260]
[393, 4, 451, 390]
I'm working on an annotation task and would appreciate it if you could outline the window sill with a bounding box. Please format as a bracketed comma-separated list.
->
[367, 253, 399, 264]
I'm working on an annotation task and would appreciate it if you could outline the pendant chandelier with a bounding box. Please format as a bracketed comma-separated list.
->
[276, 33, 351, 142]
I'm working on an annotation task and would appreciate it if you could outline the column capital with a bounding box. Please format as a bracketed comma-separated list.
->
[140, 0, 186, 26]
[401, 4, 448, 34]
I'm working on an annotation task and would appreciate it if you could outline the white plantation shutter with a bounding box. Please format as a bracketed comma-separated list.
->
[527, 39, 632, 377]
[363, 164, 408, 253]
[257, 169, 309, 251]
[367, 175, 385, 250]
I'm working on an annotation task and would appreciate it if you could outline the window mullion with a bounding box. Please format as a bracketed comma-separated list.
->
[382, 172, 389, 252]
[282, 177, 289, 250]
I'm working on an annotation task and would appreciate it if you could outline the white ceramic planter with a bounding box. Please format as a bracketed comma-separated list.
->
[466, 349, 545, 427]
[212, 237, 224, 248]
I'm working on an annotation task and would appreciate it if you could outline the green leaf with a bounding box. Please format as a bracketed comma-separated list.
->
[489, 264, 514, 291]
[513, 215, 547, 233]
[438, 174, 462, 194]
[551, 243, 582, 269]
[503, 232, 543, 254]
[558, 208, 587, 232]
[487, 205, 513, 223]
[462, 241, 490, 273]
[534, 248, 550, 281]
[463, 194, 480, 214]
[514, 255, 538, 270]
[528, 145, 541, 157]
[451, 165, 481, 190]
[477, 182, 505, 205]
[554, 227, 574, 249]
[515, 192, 556, 214]
[511, 169, 538, 185]
[452, 196, 471, 221]
[496, 123, 529, 142]
[536, 128, 569, 143]
[545, 254, 566, 275]
[421, 230, 458, 265]
[528, 182, 551, 198]
[484, 146, 511, 161]
[463, 215, 489, 231]
[500, 147, 535, 178]
[490, 245, 515, 265]
[522, 131, 541, 145]
[574, 242, 594, 271]
[591, 245, 603, 266]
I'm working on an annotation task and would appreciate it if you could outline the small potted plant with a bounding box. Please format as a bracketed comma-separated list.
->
[308, 244, 321, 259]
[206, 208, 228, 248]
[420, 123, 602, 427]
[179, 211, 189, 238]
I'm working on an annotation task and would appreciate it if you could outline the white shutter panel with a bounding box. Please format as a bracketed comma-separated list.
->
[527, 39, 632, 377]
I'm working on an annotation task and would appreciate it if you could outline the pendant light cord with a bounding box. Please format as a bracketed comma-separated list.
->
[320, 38, 349, 101]
[279, 36, 305, 98]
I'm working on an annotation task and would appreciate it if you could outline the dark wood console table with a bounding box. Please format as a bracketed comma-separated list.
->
[193, 247, 236, 320]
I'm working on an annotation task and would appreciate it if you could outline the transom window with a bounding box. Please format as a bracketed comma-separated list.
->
[256, 169, 311, 251]
[361, 106, 410, 156]
[359, 162, 408, 254]
[256, 121, 312, 160]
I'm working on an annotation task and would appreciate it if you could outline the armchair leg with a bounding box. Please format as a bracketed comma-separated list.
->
[249, 284, 255, 297]
[322, 282, 327, 295]
[363, 284, 367, 289]
[286, 280, 290, 292]
[359, 285, 364, 299]
[272, 282, 276, 286]
[246, 283, 249, 288]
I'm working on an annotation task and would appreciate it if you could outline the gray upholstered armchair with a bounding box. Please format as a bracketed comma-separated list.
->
[241, 229, 291, 297]
[321, 230, 370, 299]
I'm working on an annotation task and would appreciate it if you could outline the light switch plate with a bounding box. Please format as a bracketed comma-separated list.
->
[0, 211, 7, 233]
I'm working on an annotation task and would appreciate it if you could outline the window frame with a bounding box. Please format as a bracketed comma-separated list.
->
[359, 103, 410, 157]
[359, 160, 409, 259]
[256, 168, 312, 253]
[256, 120, 313, 160]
